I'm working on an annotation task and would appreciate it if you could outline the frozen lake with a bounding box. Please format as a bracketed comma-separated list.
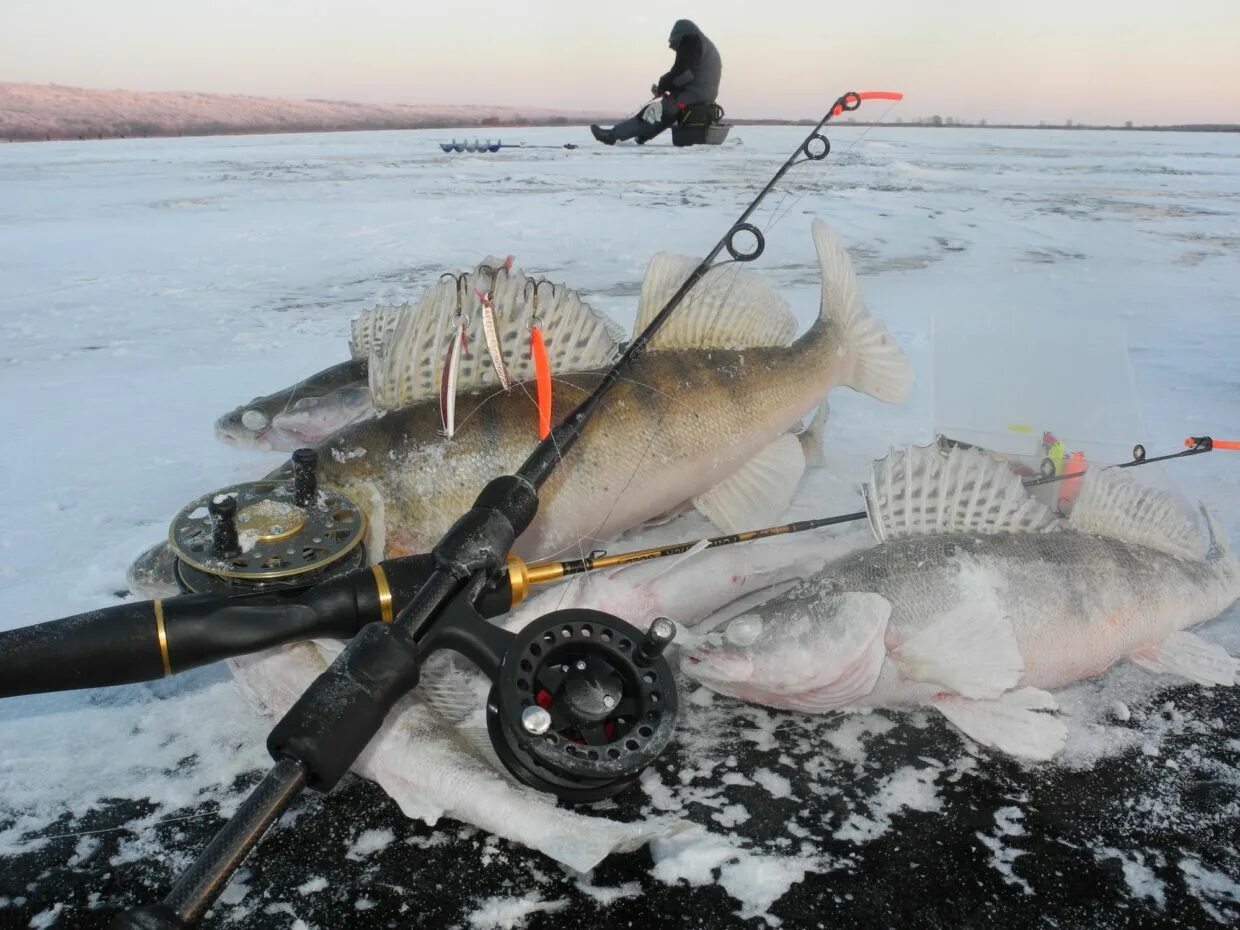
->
[1, 123, 1239, 927]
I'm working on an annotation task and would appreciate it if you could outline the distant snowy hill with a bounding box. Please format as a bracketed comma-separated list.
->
[0, 82, 614, 141]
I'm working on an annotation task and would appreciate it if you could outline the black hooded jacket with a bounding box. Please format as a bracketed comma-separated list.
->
[655, 19, 722, 105]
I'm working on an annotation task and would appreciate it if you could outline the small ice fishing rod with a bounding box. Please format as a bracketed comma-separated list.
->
[109, 89, 899, 930]
[1022, 435, 1219, 487]
[512, 436, 1230, 582]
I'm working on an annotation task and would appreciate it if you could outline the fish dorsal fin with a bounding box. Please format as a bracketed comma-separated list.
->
[633, 254, 797, 349]
[349, 304, 406, 360]
[1068, 467, 1205, 560]
[367, 263, 624, 411]
[863, 444, 1058, 542]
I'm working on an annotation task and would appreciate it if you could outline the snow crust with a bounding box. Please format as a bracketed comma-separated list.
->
[1, 124, 1238, 924]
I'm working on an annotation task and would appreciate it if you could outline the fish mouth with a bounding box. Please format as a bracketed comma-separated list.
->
[215, 421, 276, 452]
[680, 646, 753, 684]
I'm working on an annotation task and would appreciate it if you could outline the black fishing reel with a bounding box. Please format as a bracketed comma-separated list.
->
[485, 610, 679, 802]
[167, 448, 368, 594]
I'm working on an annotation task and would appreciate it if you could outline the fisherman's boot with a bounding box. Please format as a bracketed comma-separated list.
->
[590, 125, 617, 145]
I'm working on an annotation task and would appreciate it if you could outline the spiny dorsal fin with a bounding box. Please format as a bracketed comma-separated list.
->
[1068, 467, 1205, 560]
[348, 257, 510, 360]
[633, 254, 797, 349]
[863, 444, 1058, 543]
[349, 304, 406, 360]
[367, 263, 624, 411]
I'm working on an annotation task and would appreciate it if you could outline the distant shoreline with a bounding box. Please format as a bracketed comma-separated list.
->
[6, 119, 1236, 145]
[0, 81, 619, 144]
[1, 116, 615, 144]
[2, 82, 1235, 143]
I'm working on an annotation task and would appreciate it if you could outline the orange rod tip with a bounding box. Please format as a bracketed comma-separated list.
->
[859, 91, 904, 102]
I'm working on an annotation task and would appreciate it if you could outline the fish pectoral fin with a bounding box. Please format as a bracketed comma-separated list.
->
[692, 433, 806, 533]
[892, 599, 1023, 699]
[1129, 631, 1239, 687]
[930, 687, 1066, 761]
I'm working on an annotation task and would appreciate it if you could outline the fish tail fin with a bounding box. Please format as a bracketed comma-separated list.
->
[811, 218, 913, 404]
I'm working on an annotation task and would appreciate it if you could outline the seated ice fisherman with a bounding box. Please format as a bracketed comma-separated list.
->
[590, 19, 722, 145]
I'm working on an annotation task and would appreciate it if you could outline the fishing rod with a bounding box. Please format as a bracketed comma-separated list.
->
[103, 89, 900, 929]
[1022, 435, 1217, 487]
[0, 515, 864, 701]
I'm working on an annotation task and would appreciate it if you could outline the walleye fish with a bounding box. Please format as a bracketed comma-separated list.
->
[214, 257, 623, 451]
[682, 444, 1240, 760]
[315, 219, 913, 561]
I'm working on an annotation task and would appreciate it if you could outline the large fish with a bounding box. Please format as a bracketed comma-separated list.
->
[682, 444, 1240, 760]
[214, 257, 624, 451]
[314, 219, 913, 561]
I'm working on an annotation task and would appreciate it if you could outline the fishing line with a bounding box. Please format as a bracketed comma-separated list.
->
[763, 104, 899, 233]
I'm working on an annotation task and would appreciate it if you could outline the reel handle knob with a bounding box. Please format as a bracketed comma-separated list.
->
[292, 448, 319, 507]
[640, 616, 676, 661]
[208, 495, 240, 557]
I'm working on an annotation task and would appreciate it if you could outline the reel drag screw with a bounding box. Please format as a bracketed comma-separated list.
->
[521, 705, 552, 736]
[292, 448, 319, 507]
[208, 496, 241, 558]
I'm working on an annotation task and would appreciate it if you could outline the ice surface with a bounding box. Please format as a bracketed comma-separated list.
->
[2, 124, 1239, 925]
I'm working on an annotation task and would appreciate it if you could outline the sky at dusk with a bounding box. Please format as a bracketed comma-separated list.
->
[2, 0, 1237, 124]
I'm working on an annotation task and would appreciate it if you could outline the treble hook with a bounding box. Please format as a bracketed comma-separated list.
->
[522, 278, 556, 328]
[439, 272, 468, 320]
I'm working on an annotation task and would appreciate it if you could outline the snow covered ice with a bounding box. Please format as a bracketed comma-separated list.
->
[1, 124, 1239, 927]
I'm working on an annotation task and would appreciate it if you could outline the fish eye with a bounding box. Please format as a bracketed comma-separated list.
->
[241, 409, 269, 430]
[725, 615, 763, 647]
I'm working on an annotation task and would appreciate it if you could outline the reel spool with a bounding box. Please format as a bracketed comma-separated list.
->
[167, 449, 367, 594]
[486, 609, 679, 802]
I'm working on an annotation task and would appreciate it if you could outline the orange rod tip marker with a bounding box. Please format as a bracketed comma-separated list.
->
[1186, 436, 1240, 451]
[831, 90, 904, 116]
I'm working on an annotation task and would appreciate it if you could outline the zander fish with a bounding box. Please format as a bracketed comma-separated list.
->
[682, 444, 1240, 760]
[312, 219, 913, 561]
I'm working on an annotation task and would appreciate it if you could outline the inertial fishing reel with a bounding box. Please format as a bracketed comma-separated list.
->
[486, 611, 679, 801]
[421, 576, 680, 802]
[166, 448, 368, 594]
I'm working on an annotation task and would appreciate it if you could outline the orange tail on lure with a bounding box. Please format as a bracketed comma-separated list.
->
[531, 324, 552, 439]
[523, 277, 553, 440]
